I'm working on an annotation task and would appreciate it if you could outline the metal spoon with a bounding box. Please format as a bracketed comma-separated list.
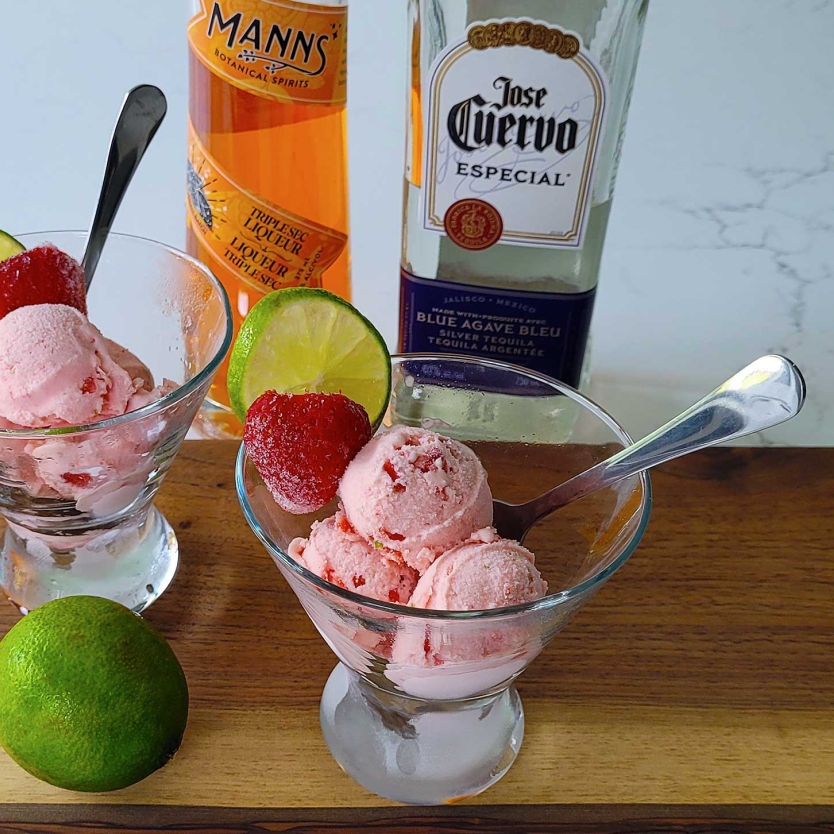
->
[492, 355, 806, 543]
[82, 84, 167, 289]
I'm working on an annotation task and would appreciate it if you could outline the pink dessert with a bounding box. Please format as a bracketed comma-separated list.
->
[103, 339, 155, 394]
[0, 247, 176, 508]
[409, 528, 547, 611]
[281, 425, 549, 614]
[289, 511, 418, 604]
[385, 528, 547, 691]
[248, 406, 552, 698]
[0, 304, 166, 428]
[339, 426, 493, 573]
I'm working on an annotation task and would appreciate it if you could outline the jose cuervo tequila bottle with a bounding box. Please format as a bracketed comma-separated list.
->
[399, 0, 648, 387]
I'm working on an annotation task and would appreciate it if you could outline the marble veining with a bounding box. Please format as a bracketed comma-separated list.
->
[659, 156, 834, 352]
[590, 0, 834, 446]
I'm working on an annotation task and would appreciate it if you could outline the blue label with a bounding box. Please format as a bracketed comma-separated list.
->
[398, 271, 595, 388]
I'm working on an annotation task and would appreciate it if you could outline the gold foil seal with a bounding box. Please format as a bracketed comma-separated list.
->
[468, 20, 581, 59]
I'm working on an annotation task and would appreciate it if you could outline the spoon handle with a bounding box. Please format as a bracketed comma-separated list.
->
[531, 355, 806, 517]
[82, 85, 167, 289]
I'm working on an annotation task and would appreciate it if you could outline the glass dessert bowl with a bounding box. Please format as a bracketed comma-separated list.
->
[237, 354, 651, 805]
[0, 232, 232, 614]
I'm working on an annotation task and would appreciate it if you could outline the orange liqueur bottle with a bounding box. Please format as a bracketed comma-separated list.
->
[187, 0, 351, 436]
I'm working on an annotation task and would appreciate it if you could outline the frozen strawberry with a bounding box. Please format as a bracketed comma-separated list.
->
[0, 244, 87, 320]
[244, 391, 373, 515]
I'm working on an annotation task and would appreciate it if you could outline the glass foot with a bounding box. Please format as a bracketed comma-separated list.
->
[320, 663, 524, 805]
[0, 506, 178, 614]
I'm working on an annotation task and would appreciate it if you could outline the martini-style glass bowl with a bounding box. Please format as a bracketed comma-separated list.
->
[0, 231, 232, 613]
[237, 354, 651, 804]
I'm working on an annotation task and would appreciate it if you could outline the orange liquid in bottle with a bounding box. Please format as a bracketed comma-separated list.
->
[186, 18, 350, 436]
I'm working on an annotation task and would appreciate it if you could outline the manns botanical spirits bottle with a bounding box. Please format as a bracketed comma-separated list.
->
[187, 0, 351, 436]
[400, 0, 648, 388]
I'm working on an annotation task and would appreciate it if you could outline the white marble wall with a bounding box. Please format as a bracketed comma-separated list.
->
[590, 0, 834, 446]
[1, 0, 832, 444]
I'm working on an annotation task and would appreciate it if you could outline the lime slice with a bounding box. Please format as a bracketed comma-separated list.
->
[228, 288, 391, 426]
[0, 230, 24, 262]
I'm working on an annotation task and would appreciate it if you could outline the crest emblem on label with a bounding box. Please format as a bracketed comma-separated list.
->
[444, 200, 504, 251]
[422, 19, 608, 250]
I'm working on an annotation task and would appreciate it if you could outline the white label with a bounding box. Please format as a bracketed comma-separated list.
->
[422, 19, 608, 250]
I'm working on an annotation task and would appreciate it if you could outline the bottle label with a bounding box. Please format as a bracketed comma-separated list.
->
[399, 271, 595, 388]
[188, 0, 348, 105]
[186, 122, 348, 293]
[422, 19, 608, 251]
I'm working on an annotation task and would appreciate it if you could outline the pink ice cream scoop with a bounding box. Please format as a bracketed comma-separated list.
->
[103, 337, 176, 412]
[409, 528, 547, 611]
[388, 530, 547, 694]
[339, 426, 493, 573]
[103, 338, 155, 392]
[289, 511, 419, 605]
[0, 303, 176, 508]
[0, 304, 139, 428]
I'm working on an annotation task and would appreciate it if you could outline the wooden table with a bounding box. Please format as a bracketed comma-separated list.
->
[0, 442, 832, 832]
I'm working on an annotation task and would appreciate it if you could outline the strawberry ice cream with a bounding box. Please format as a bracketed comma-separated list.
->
[283, 425, 549, 615]
[338, 426, 493, 573]
[381, 531, 546, 698]
[254, 386, 552, 702]
[289, 511, 418, 604]
[23, 415, 170, 513]
[103, 339, 155, 394]
[409, 528, 547, 611]
[0, 304, 155, 428]
[0, 303, 175, 507]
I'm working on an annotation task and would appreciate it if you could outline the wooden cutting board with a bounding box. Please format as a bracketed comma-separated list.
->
[0, 441, 832, 832]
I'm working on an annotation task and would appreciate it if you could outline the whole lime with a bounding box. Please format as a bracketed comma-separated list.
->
[0, 596, 188, 792]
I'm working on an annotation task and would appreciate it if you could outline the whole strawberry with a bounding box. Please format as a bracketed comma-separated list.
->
[244, 392, 373, 514]
[0, 244, 87, 320]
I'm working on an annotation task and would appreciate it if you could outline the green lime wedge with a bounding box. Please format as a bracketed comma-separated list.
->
[228, 288, 392, 426]
[0, 230, 24, 262]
